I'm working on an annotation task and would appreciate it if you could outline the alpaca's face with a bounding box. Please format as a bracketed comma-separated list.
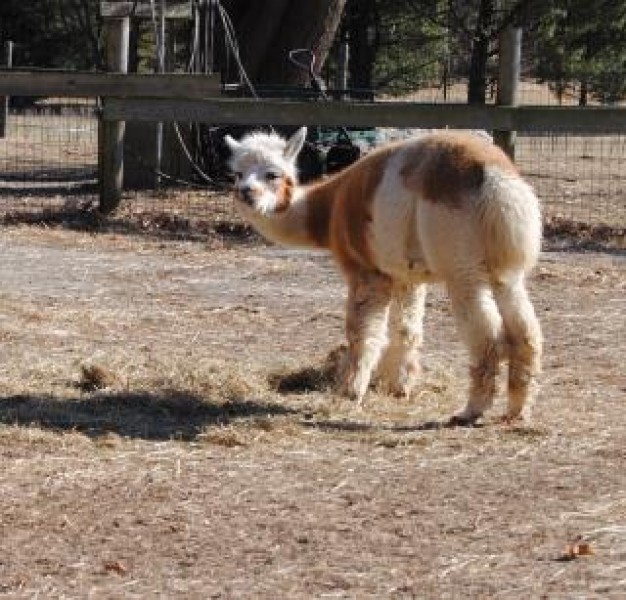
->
[225, 128, 307, 217]
[230, 152, 295, 215]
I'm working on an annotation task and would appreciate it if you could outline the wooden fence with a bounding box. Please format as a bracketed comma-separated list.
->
[1, 70, 626, 214]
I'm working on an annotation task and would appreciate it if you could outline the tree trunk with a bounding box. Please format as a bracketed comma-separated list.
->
[579, 79, 588, 106]
[345, 0, 377, 99]
[467, 0, 495, 104]
[220, 0, 347, 87]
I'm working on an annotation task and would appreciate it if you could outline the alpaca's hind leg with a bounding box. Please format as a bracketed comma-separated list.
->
[342, 272, 393, 403]
[377, 283, 427, 397]
[448, 283, 504, 424]
[494, 277, 542, 421]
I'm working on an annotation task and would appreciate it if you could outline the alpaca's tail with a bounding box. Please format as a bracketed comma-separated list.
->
[479, 167, 542, 277]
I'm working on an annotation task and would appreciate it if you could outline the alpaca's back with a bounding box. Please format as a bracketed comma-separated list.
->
[362, 132, 541, 283]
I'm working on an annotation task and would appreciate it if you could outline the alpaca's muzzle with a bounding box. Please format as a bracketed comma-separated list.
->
[237, 185, 256, 206]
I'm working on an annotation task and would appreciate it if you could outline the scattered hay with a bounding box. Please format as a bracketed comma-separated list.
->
[78, 363, 122, 391]
[199, 426, 248, 448]
[500, 424, 549, 439]
[268, 345, 346, 394]
[543, 216, 625, 250]
[1, 195, 259, 244]
[0, 221, 623, 598]
[268, 365, 332, 393]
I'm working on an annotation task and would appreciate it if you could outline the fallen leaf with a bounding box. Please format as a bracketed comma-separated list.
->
[104, 560, 128, 575]
[558, 541, 595, 561]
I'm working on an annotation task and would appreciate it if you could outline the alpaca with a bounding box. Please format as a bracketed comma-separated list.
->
[225, 127, 542, 424]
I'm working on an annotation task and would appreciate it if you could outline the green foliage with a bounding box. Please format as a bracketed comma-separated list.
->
[372, 0, 448, 93]
[332, 0, 625, 104]
[334, 0, 557, 100]
[535, 1, 626, 104]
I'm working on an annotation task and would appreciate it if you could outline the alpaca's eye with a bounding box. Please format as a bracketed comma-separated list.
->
[233, 171, 242, 180]
[265, 172, 281, 182]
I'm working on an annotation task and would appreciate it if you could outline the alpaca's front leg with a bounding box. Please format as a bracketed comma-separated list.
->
[342, 272, 393, 403]
[376, 283, 427, 397]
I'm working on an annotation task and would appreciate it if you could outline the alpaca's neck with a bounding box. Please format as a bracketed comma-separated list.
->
[252, 178, 337, 249]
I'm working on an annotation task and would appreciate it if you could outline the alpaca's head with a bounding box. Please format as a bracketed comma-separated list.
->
[225, 127, 307, 217]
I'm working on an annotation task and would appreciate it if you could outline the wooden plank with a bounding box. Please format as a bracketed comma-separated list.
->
[0, 71, 221, 98]
[102, 98, 626, 133]
[101, 1, 191, 19]
[494, 26, 522, 158]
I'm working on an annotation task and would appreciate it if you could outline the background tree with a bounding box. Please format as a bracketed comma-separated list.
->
[340, 0, 447, 97]
[1, 0, 625, 105]
[0, 0, 101, 69]
[341, 0, 554, 104]
[535, 1, 626, 105]
[217, 0, 347, 87]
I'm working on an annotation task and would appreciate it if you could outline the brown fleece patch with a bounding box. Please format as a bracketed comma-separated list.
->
[275, 176, 295, 213]
[401, 132, 518, 207]
[332, 145, 399, 273]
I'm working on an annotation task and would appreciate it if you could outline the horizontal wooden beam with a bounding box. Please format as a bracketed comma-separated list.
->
[102, 98, 626, 133]
[0, 71, 220, 98]
[101, 1, 192, 19]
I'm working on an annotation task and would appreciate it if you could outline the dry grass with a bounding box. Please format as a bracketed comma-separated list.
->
[0, 220, 624, 599]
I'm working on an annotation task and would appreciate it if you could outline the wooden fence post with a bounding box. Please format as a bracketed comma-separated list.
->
[494, 25, 521, 160]
[99, 16, 129, 213]
[0, 41, 14, 138]
[155, 0, 167, 188]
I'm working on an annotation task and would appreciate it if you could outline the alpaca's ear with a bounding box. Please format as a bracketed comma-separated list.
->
[224, 135, 241, 155]
[283, 127, 307, 162]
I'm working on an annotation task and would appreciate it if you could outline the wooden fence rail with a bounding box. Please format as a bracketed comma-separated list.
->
[102, 98, 626, 132]
[1, 70, 625, 213]
[0, 71, 220, 99]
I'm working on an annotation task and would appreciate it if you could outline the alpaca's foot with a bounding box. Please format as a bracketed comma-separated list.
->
[379, 376, 419, 399]
[336, 369, 367, 404]
[499, 405, 532, 425]
[447, 407, 484, 427]
[344, 369, 370, 404]
[376, 355, 421, 398]
[391, 362, 421, 398]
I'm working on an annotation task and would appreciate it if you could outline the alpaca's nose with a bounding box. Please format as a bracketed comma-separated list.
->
[239, 184, 255, 205]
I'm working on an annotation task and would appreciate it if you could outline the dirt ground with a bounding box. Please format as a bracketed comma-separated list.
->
[0, 215, 624, 599]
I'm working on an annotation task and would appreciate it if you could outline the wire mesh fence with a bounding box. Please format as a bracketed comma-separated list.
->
[0, 92, 624, 249]
[0, 98, 98, 216]
[517, 132, 626, 225]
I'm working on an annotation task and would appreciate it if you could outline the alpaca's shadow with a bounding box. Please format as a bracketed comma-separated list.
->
[0, 390, 298, 441]
[272, 362, 481, 433]
[301, 419, 450, 434]
[300, 417, 483, 434]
